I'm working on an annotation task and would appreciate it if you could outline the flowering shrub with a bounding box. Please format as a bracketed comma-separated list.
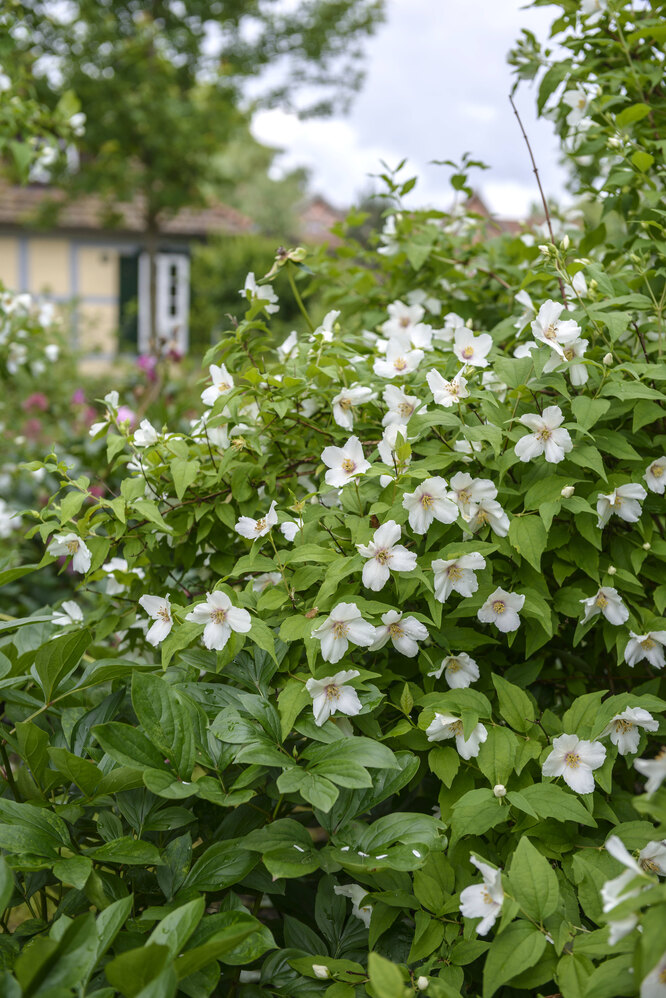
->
[1, 2, 666, 996]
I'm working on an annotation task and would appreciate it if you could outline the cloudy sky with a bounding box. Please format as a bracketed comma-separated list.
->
[252, 0, 568, 218]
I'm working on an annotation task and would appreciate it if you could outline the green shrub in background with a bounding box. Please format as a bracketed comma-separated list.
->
[1, 2, 666, 997]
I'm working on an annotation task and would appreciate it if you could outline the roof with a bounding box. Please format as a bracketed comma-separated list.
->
[0, 182, 253, 237]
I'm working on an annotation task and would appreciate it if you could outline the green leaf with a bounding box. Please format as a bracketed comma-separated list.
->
[507, 836, 559, 922]
[105, 944, 172, 998]
[184, 841, 256, 891]
[93, 722, 170, 771]
[631, 150, 654, 172]
[147, 898, 205, 956]
[570, 397, 610, 432]
[615, 102, 652, 127]
[131, 673, 197, 779]
[170, 458, 199, 500]
[518, 783, 597, 827]
[0, 856, 14, 911]
[491, 674, 535, 733]
[367, 951, 405, 998]
[278, 679, 310, 740]
[482, 921, 546, 998]
[34, 628, 91, 701]
[476, 726, 518, 786]
[174, 925, 259, 979]
[508, 515, 547, 571]
[87, 837, 163, 866]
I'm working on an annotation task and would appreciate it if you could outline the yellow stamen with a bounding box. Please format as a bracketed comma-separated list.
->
[492, 600, 505, 614]
[565, 751, 580, 768]
[341, 458, 356, 473]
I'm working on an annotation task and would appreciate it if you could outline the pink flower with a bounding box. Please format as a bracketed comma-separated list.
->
[71, 388, 86, 405]
[137, 354, 158, 381]
[116, 405, 136, 428]
[22, 392, 49, 412]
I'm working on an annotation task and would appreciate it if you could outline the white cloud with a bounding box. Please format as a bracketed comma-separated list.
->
[251, 0, 568, 218]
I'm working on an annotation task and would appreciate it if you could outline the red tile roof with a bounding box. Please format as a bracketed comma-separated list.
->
[0, 183, 253, 236]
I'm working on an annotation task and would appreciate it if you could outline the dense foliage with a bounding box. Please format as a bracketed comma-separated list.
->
[1, 2, 666, 997]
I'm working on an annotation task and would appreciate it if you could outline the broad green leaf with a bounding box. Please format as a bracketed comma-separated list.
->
[507, 836, 560, 922]
[482, 921, 546, 998]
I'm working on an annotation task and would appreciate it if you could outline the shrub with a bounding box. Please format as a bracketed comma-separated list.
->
[1, 2, 666, 997]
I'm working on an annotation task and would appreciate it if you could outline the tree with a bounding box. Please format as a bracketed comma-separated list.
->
[10, 0, 385, 350]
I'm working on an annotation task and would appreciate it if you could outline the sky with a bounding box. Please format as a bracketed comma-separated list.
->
[251, 0, 568, 219]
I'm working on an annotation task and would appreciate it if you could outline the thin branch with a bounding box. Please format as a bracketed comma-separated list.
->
[509, 93, 568, 306]
[632, 320, 650, 362]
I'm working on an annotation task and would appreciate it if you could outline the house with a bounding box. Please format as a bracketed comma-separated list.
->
[0, 183, 252, 357]
[299, 195, 345, 246]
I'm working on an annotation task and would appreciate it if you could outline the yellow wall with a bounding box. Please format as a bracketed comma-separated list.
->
[77, 246, 119, 298]
[77, 303, 118, 354]
[28, 238, 71, 296]
[0, 236, 19, 289]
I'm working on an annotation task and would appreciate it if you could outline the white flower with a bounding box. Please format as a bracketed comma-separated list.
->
[459, 855, 504, 935]
[241, 272, 279, 313]
[311, 602, 376, 664]
[332, 385, 375, 429]
[321, 436, 370, 488]
[378, 422, 410, 466]
[433, 311, 465, 343]
[373, 339, 424, 378]
[639, 841, 666, 876]
[333, 883, 372, 926]
[513, 289, 535, 332]
[481, 370, 508, 402]
[0, 499, 19, 538]
[426, 369, 469, 407]
[357, 520, 417, 591]
[104, 390, 119, 409]
[640, 952, 666, 998]
[426, 713, 488, 759]
[602, 835, 645, 944]
[0, 70, 11, 92]
[312, 965, 330, 980]
[601, 707, 658, 755]
[52, 601, 84, 627]
[645, 457, 666, 494]
[580, 587, 629, 626]
[47, 533, 92, 574]
[185, 591, 251, 651]
[402, 477, 459, 534]
[562, 86, 593, 127]
[235, 500, 278, 539]
[380, 300, 433, 350]
[312, 309, 340, 342]
[634, 748, 666, 796]
[133, 419, 159, 447]
[102, 557, 145, 595]
[432, 552, 486, 603]
[531, 300, 583, 359]
[514, 405, 573, 464]
[543, 338, 589, 385]
[477, 588, 525, 633]
[280, 520, 301, 542]
[44, 343, 59, 361]
[306, 669, 362, 726]
[407, 288, 441, 316]
[542, 733, 606, 794]
[581, 0, 607, 14]
[514, 340, 539, 359]
[453, 328, 492, 368]
[448, 473, 496, 517]
[382, 384, 421, 427]
[596, 483, 647, 528]
[251, 571, 282, 592]
[625, 631, 666, 669]
[138, 594, 174, 646]
[571, 271, 588, 298]
[465, 497, 510, 537]
[428, 652, 480, 689]
[277, 330, 298, 361]
[201, 364, 234, 406]
[370, 609, 428, 657]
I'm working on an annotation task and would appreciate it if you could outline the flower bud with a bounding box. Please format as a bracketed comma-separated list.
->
[538, 243, 551, 256]
[561, 234, 570, 251]
[493, 784, 507, 798]
[643, 542, 651, 551]
[312, 965, 330, 979]
[561, 485, 575, 498]
[417, 977, 429, 992]
[607, 565, 617, 576]
[603, 352, 613, 366]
